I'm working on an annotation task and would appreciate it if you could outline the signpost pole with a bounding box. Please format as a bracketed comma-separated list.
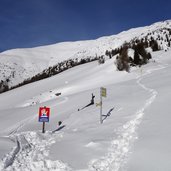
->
[42, 121, 45, 133]
[100, 87, 107, 124]
[100, 89, 103, 124]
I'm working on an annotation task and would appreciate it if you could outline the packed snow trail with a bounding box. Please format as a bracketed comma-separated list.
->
[89, 64, 166, 171]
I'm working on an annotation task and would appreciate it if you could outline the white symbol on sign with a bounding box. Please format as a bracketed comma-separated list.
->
[41, 109, 48, 118]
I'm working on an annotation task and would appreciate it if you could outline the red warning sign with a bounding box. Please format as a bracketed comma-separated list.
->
[38, 107, 50, 122]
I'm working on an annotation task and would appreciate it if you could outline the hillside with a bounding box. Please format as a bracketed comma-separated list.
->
[0, 20, 171, 171]
[0, 20, 171, 91]
[0, 48, 170, 170]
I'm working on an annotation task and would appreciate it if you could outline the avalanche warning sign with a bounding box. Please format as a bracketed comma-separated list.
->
[38, 107, 50, 122]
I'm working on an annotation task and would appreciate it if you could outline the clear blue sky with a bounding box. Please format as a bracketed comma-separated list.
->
[0, 0, 171, 52]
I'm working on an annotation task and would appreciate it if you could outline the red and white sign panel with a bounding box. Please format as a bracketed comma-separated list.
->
[39, 107, 50, 122]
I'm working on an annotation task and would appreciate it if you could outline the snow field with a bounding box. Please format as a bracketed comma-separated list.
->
[88, 61, 166, 171]
[0, 49, 171, 170]
[1, 50, 169, 171]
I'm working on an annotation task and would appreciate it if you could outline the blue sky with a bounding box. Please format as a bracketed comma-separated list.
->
[0, 0, 171, 52]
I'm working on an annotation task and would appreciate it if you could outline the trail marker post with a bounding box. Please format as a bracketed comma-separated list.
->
[100, 87, 107, 124]
[38, 106, 50, 133]
[42, 121, 45, 133]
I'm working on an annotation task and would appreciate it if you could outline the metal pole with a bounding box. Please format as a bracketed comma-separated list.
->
[42, 122, 45, 133]
[100, 88, 103, 124]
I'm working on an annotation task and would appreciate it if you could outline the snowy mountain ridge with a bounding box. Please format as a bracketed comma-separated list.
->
[0, 20, 171, 90]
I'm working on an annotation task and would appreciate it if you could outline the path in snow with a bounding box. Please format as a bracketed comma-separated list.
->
[89, 63, 166, 171]
[0, 60, 167, 171]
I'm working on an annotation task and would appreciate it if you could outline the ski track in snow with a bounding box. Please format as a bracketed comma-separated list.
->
[0, 131, 72, 171]
[89, 63, 166, 171]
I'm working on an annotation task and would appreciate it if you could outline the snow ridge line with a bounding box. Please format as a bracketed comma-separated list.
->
[89, 64, 165, 171]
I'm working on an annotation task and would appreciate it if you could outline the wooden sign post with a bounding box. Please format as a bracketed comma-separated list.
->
[38, 106, 50, 133]
[100, 87, 107, 124]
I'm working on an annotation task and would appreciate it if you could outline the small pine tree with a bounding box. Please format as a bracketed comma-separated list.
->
[147, 53, 152, 60]
[98, 56, 105, 64]
[115, 45, 130, 72]
[133, 49, 141, 65]
[151, 40, 160, 51]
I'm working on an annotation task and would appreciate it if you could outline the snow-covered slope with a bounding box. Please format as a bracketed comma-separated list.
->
[0, 20, 171, 171]
[0, 20, 171, 88]
[0, 47, 171, 170]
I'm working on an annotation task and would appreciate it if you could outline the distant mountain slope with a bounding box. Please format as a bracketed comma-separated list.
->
[0, 20, 171, 91]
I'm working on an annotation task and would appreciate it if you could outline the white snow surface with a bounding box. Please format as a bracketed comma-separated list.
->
[0, 20, 171, 171]
[0, 48, 171, 170]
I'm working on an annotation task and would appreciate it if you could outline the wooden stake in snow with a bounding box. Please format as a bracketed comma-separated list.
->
[42, 121, 45, 133]
[100, 87, 107, 124]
